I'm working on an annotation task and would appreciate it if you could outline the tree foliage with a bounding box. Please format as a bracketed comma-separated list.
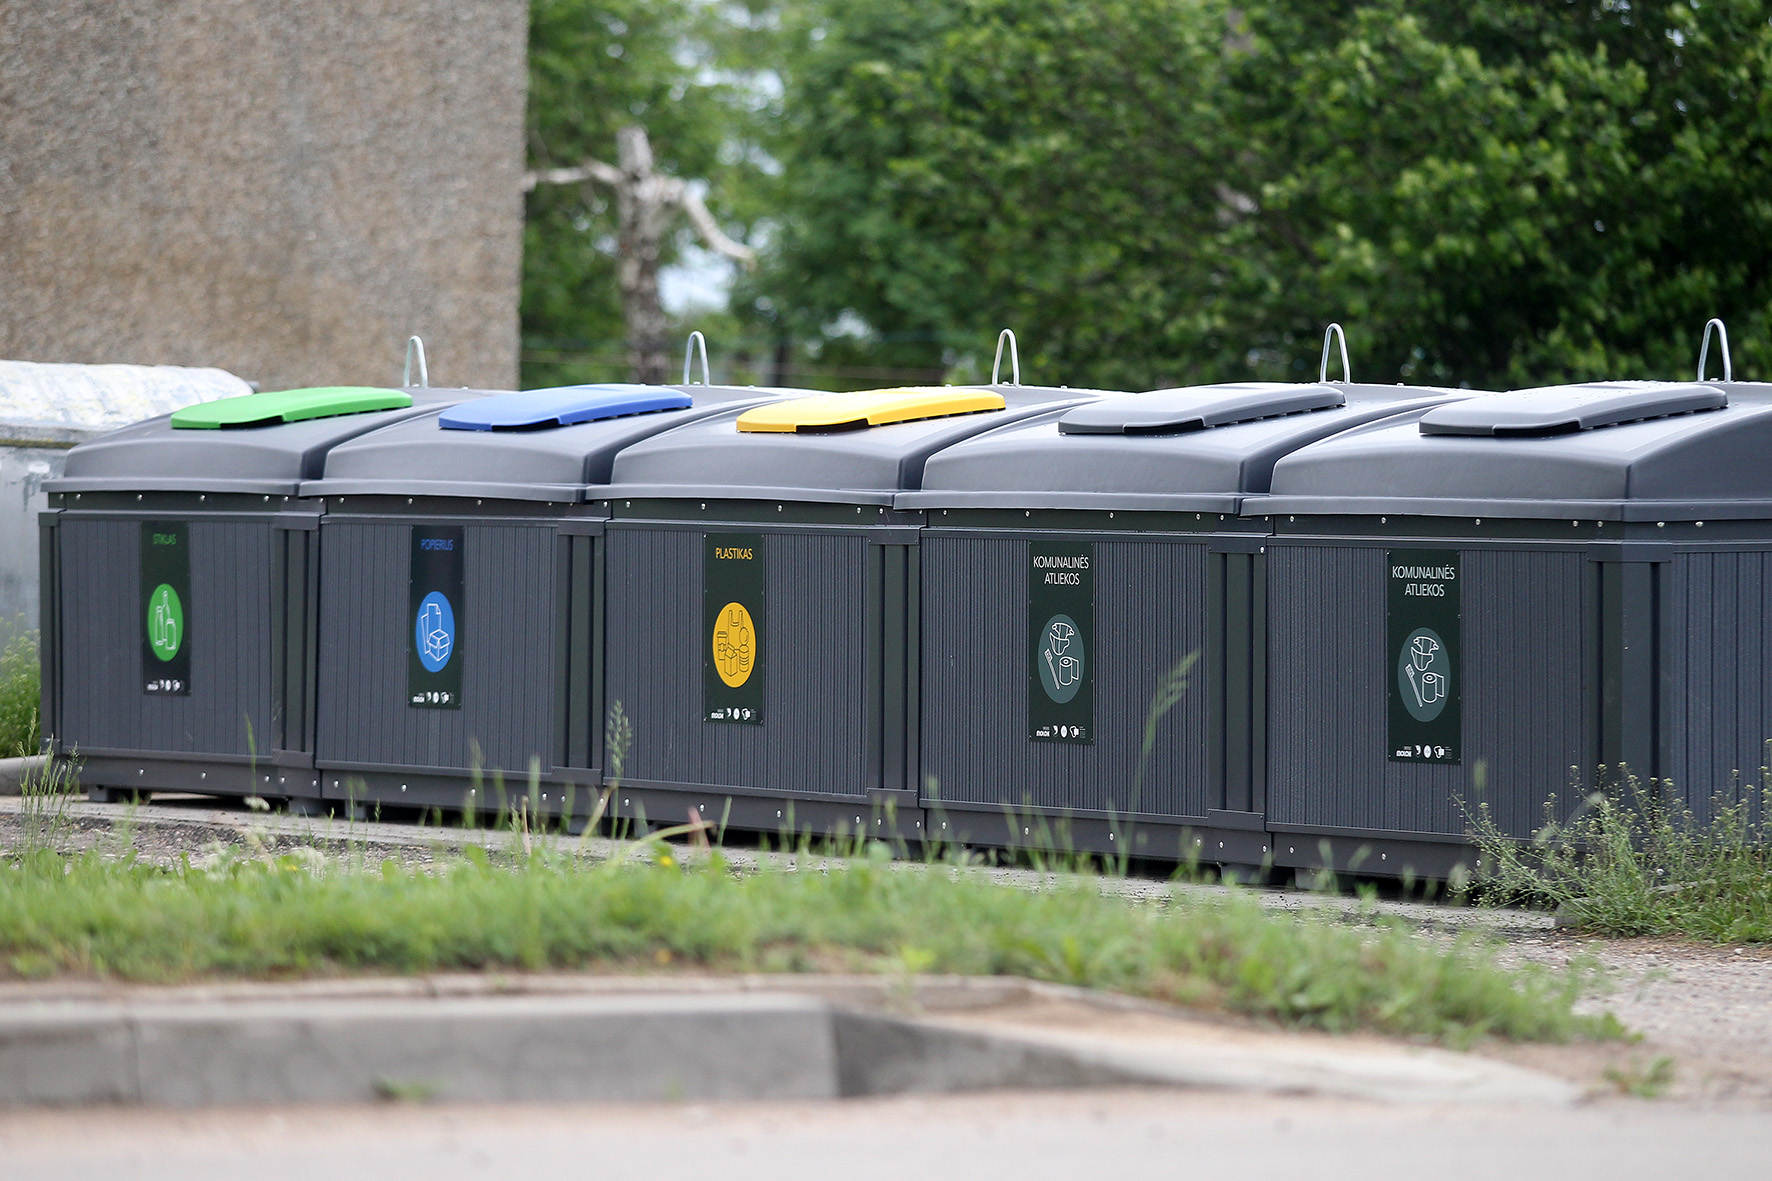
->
[752, 0, 1772, 388]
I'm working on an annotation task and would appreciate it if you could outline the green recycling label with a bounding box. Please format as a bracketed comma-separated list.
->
[1386, 548, 1461, 763]
[1028, 540, 1093, 743]
[141, 522, 191, 695]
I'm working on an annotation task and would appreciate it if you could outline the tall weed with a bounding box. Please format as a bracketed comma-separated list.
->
[0, 629, 40, 758]
[1467, 769, 1772, 942]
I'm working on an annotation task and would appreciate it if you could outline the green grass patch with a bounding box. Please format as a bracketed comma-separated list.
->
[1469, 775, 1772, 943]
[0, 827, 1616, 1047]
[0, 629, 39, 758]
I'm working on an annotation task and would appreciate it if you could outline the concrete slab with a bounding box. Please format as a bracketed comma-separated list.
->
[0, 980, 1578, 1109]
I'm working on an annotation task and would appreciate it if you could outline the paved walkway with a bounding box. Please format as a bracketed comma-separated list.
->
[2, 1090, 1767, 1180]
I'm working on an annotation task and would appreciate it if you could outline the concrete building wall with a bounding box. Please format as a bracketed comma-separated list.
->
[0, 1, 529, 391]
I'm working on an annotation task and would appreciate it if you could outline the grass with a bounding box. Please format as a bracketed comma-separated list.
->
[0, 628, 39, 759]
[0, 797, 1618, 1049]
[1468, 769, 1772, 943]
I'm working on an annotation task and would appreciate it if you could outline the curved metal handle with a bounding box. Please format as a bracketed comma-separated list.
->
[1698, 318, 1732, 383]
[403, 336, 429, 389]
[991, 329, 1021, 387]
[1319, 323, 1350, 384]
[683, 331, 710, 386]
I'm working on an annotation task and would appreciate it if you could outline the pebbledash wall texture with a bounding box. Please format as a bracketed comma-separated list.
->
[0, 1, 529, 391]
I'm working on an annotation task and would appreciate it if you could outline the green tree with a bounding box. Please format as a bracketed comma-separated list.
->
[1221, 0, 1772, 385]
[754, 0, 1233, 389]
[755, 0, 1772, 389]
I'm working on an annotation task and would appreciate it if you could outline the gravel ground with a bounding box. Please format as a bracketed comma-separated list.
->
[3, 793, 1769, 1107]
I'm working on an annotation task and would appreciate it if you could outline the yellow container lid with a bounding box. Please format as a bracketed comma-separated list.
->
[736, 387, 1005, 433]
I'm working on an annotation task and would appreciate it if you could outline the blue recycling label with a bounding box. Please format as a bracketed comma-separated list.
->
[415, 591, 456, 672]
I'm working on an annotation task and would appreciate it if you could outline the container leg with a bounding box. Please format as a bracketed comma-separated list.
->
[87, 785, 149, 805]
[284, 796, 324, 818]
[1217, 862, 1280, 886]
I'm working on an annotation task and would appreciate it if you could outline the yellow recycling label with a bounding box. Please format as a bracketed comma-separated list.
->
[704, 533, 764, 723]
[712, 601, 757, 687]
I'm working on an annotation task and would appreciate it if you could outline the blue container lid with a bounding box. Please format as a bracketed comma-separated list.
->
[439, 384, 694, 431]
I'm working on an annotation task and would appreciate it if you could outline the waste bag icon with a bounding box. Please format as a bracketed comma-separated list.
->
[1037, 613, 1085, 704]
[1397, 628, 1450, 722]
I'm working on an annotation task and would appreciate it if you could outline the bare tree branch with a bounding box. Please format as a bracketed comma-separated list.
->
[525, 125, 754, 380]
[680, 186, 757, 267]
[522, 159, 623, 192]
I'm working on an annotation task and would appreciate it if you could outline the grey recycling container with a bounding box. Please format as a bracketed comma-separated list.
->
[299, 382, 793, 822]
[1250, 352, 1772, 879]
[898, 377, 1485, 868]
[596, 379, 1110, 842]
[40, 384, 488, 809]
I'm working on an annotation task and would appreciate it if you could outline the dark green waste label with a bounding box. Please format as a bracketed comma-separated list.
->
[408, 525, 464, 709]
[141, 521, 190, 696]
[1387, 548, 1460, 764]
[1029, 540, 1093, 743]
[704, 533, 764, 724]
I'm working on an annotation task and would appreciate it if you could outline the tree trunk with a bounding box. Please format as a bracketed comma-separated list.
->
[612, 128, 671, 384]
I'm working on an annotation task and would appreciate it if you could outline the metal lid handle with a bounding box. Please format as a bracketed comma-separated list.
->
[683, 331, 710, 386]
[1320, 323, 1351, 384]
[991, 328, 1021, 386]
[403, 335, 429, 389]
[1698, 318, 1732, 382]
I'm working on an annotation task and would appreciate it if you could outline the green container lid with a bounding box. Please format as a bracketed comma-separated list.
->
[170, 386, 413, 429]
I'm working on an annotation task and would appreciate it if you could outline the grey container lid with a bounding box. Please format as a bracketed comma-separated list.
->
[601, 385, 1112, 507]
[45, 388, 494, 496]
[302, 385, 797, 503]
[898, 382, 1481, 515]
[1252, 381, 1772, 522]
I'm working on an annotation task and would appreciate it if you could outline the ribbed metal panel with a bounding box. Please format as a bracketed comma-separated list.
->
[315, 519, 557, 776]
[1268, 544, 1590, 838]
[1663, 550, 1772, 823]
[58, 516, 272, 757]
[604, 526, 870, 798]
[919, 534, 1211, 819]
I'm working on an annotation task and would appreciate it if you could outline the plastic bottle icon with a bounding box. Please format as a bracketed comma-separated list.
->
[713, 601, 755, 687]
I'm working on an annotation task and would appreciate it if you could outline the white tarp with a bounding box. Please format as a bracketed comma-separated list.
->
[0, 360, 251, 441]
[1, 359, 253, 637]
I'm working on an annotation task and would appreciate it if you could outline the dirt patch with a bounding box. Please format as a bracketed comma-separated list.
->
[1473, 931, 1772, 1105]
